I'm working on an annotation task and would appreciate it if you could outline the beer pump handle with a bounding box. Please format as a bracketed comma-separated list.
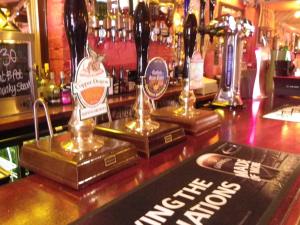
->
[133, 0, 150, 83]
[183, 13, 197, 78]
[209, 0, 216, 22]
[64, 0, 88, 82]
[199, 0, 206, 55]
[200, 0, 206, 29]
[209, 0, 216, 42]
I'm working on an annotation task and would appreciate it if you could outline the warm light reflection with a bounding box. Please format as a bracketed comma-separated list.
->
[295, 11, 300, 18]
[215, 109, 225, 119]
[248, 100, 260, 144]
[281, 123, 289, 137]
[253, 49, 262, 99]
[208, 133, 220, 145]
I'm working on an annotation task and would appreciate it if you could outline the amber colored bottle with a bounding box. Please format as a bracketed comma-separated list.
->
[64, 0, 88, 81]
[183, 13, 197, 78]
[133, 0, 150, 84]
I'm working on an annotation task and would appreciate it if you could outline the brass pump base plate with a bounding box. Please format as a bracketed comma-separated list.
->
[95, 118, 186, 158]
[20, 132, 138, 189]
[151, 106, 222, 136]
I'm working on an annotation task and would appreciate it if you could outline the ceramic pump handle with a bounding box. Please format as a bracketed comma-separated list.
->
[183, 13, 197, 78]
[134, 0, 150, 83]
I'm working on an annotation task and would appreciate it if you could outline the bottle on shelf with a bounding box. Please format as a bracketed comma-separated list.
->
[45, 72, 61, 105]
[118, 0, 130, 42]
[60, 71, 72, 105]
[110, 19, 117, 42]
[98, 20, 107, 44]
[108, 68, 114, 96]
[127, 70, 136, 92]
[95, 0, 107, 21]
[108, 0, 119, 20]
[38, 63, 50, 99]
[112, 67, 119, 95]
[119, 67, 127, 94]
[34, 64, 42, 98]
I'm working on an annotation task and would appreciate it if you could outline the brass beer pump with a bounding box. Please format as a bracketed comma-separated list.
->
[151, 12, 221, 135]
[19, 0, 137, 189]
[95, 0, 185, 157]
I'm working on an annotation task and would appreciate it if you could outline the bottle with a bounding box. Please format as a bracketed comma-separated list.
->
[60, 71, 72, 105]
[95, 0, 107, 21]
[134, 0, 150, 83]
[98, 20, 107, 44]
[127, 70, 136, 92]
[39, 63, 50, 99]
[108, 68, 114, 96]
[183, 13, 197, 78]
[64, 0, 88, 81]
[111, 19, 117, 42]
[112, 67, 119, 95]
[45, 72, 61, 105]
[119, 67, 127, 94]
[34, 64, 42, 98]
[108, 0, 119, 20]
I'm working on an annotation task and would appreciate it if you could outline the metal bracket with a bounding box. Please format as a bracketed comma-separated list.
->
[33, 98, 54, 141]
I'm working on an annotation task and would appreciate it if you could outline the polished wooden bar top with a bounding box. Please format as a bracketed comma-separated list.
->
[1, 97, 300, 225]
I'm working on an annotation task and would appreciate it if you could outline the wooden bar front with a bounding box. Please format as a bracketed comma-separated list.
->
[0, 97, 300, 225]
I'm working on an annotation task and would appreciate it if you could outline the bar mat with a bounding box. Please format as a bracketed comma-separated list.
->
[263, 105, 300, 122]
[72, 141, 300, 225]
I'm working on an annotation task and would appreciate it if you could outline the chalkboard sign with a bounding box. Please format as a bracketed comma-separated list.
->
[0, 43, 31, 98]
[0, 32, 35, 117]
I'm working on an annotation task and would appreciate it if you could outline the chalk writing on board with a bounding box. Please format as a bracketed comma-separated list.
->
[0, 43, 31, 98]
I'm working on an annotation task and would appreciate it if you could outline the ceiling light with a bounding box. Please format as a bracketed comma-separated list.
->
[295, 11, 300, 18]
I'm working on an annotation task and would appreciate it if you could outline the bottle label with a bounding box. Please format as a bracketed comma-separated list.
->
[72, 48, 110, 120]
[144, 57, 169, 100]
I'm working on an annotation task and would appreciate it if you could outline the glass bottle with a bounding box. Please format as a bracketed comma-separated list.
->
[108, 68, 114, 96]
[64, 0, 88, 81]
[98, 20, 107, 44]
[45, 72, 61, 105]
[112, 67, 119, 95]
[119, 66, 127, 94]
[60, 71, 72, 105]
[95, 0, 107, 21]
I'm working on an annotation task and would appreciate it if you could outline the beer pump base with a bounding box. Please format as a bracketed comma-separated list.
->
[151, 106, 221, 136]
[94, 118, 186, 158]
[20, 132, 138, 189]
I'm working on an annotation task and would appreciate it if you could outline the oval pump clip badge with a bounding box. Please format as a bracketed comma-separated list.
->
[144, 57, 169, 100]
[71, 48, 110, 120]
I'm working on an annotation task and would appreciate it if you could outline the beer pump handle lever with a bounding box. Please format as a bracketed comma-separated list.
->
[209, 0, 216, 42]
[183, 13, 197, 79]
[199, 0, 206, 54]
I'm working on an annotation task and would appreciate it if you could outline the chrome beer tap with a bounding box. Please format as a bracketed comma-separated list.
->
[212, 15, 254, 107]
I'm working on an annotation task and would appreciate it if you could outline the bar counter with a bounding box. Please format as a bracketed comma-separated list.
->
[1, 96, 300, 225]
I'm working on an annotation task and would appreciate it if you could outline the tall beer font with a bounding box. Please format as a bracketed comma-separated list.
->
[212, 16, 255, 108]
[126, 0, 159, 133]
[177, 13, 197, 115]
[151, 12, 221, 135]
[19, 0, 138, 189]
[94, 0, 186, 157]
